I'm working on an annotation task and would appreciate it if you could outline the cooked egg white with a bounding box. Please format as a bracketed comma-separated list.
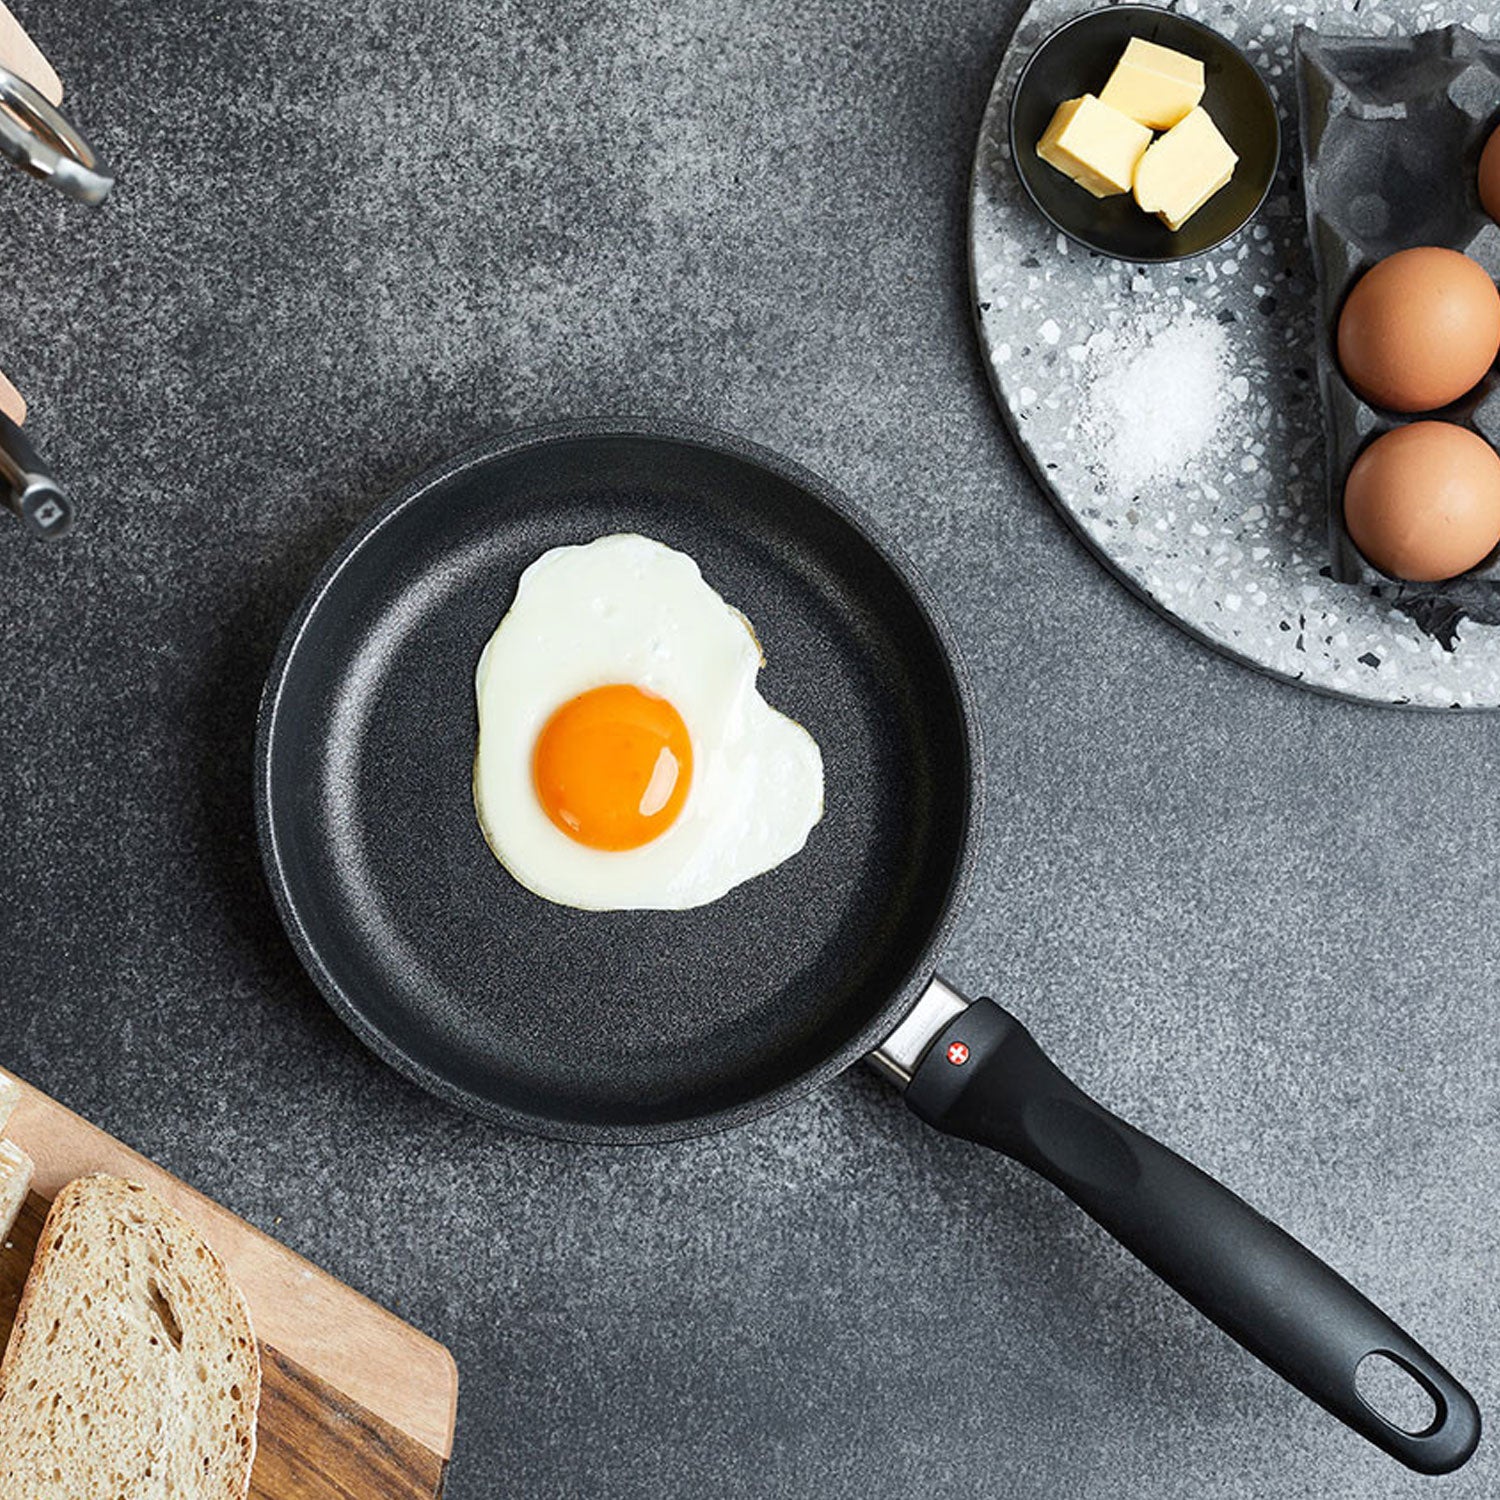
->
[474, 533, 824, 911]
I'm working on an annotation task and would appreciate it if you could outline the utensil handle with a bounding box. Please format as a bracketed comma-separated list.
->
[0, 411, 72, 537]
[903, 998, 1481, 1475]
[0, 60, 114, 204]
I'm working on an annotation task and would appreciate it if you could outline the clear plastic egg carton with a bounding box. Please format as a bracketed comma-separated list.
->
[1296, 24, 1500, 635]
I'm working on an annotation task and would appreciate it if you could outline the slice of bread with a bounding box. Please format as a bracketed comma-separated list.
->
[0, 1174, 260, 1499]
[0, 1074, 31, 1242]
[0, 1140, 32, 1243]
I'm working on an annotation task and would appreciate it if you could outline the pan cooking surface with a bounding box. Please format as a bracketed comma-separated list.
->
[256, 424, 977, 1139]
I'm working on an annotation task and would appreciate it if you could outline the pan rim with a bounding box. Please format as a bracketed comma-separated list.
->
[253, 417, 985, 1143]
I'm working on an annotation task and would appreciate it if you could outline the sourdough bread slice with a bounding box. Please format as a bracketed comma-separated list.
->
[0, 1140, 32, 1243]
[0, 1072, 19, 1135]
[0, 1174, 260, 1499]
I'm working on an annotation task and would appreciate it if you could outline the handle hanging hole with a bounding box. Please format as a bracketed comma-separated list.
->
[1355, 1351, 1441, 1435]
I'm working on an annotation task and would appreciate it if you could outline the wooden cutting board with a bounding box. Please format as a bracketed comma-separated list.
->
[0, 1071, 458, 1499]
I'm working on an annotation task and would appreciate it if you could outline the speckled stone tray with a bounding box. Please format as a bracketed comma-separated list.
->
[1298, 25, 1500, 630]
[973, 0, 1500, 708]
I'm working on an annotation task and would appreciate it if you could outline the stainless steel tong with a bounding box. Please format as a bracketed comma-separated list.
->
[0, 59, 113, 538]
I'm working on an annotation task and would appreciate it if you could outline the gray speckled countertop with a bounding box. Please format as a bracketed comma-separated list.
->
[0, 2, 1495, 1496]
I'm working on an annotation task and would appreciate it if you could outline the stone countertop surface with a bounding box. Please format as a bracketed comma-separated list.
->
[0, 1, 1494, 1496]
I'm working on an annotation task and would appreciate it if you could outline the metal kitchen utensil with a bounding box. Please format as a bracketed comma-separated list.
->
[0, 60, 111, 204]
[257, 421, 1480, 1475]
[0, 61, 111, 537]
[0, 412, 70, 536]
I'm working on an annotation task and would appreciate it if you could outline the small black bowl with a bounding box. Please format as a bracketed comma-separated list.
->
[1010, 5, 1281, 262]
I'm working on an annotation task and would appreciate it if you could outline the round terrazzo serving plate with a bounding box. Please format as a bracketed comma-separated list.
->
[972, 0, 1500, 708]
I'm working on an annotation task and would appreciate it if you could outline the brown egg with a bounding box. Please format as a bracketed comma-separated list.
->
[1480, 124, 1500, 222]
[1344, 422, 1500, 581]
[1336, 247, 1500, 412]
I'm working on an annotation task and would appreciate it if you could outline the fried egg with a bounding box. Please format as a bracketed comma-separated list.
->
[473, 533, 824, 910]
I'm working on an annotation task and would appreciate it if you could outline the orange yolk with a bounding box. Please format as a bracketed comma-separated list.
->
[532, 684, 693, 850]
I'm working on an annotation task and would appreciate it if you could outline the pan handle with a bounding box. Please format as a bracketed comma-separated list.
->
[889, 990, 1481, 1475]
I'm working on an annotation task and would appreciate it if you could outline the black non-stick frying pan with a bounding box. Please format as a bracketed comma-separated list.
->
[255, 420, 1480, 1474]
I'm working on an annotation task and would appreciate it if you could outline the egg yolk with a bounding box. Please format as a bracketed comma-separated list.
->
[532, 684, 693, 850]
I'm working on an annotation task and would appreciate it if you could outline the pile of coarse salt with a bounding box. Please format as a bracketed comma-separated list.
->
[1078, 311, 1235, 496]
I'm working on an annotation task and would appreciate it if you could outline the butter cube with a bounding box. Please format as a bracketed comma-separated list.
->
[1036, 94, 1153, 199]
[1099, 37, 1205, 130]
[1132, 107, 1238, 230]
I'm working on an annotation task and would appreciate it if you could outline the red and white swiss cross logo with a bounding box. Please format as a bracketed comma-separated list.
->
[946, 1041, 970, 1066]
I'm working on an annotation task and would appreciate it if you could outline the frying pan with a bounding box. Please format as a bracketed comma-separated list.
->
[256, 420, 1480, 1474]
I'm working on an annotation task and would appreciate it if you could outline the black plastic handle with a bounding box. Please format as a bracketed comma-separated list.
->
[904, 999, 1481, 1474]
